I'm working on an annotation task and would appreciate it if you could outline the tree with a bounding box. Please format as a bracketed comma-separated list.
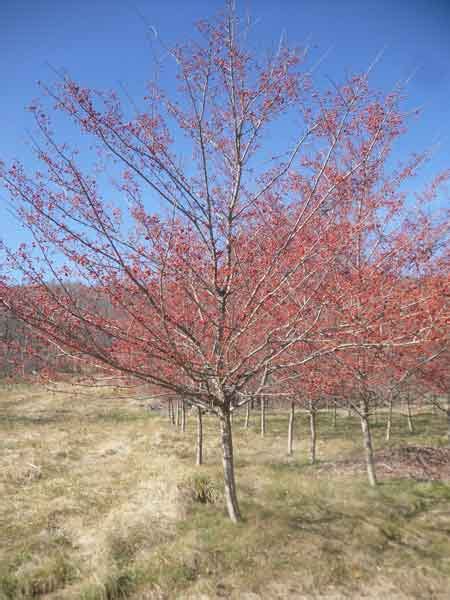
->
[1, 5, 448, 521]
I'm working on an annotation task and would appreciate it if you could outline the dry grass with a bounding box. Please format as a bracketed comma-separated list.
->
[1, 384, 449, 599]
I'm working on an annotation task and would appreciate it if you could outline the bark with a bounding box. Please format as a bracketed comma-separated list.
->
[175, 399, 180, 428]
[196, 407, 203, 466]
[168, 398, 173, 424]
[385, 394, 393, 442]
[288, 401, 295, 456]
[309, 402, 317, 464]
[181, 399, 186, 432]
[360, 399, 377, 487]
[244, 402, 250, 429]
[333, 402, 337, 429]
[219, 409, 241, 523]
[406, 394, 414, 433]
[447, 395, 450, 447]
[260, 395, 266, 437]
[447, 408, 450, 447]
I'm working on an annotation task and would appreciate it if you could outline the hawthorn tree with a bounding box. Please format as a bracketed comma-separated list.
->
[1, 6, 448, 521]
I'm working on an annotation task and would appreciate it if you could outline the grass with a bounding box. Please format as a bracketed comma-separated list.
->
[0, 384, 449, 599]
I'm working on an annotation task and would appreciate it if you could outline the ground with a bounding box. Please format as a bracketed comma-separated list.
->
[1, 384, 449, 599]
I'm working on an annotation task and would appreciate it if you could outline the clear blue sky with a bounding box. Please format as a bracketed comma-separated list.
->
[1, 0, 449, 246]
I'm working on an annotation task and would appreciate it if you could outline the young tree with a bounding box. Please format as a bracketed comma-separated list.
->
[1, 6, 448, 521]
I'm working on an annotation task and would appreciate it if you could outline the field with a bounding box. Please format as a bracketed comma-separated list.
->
[1, 385, 450, 599]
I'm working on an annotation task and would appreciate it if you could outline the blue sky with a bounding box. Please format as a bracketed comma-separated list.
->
[1, 0, 449, 247]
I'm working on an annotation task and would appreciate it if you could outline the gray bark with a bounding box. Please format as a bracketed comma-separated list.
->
[385, 394, 393, 442]
[175, 399, 180, 428]
[309, 402, 317, 464]
[219, 409, 241, 523]
[196, 407, 203, 466]
[244, 402, 250, 429]
[360, 399, 377, 487]
[288, 401, 295, 456]
[406, 394, 414, 433]
[447, 408, 450, 446]
[181, 399, 186, 432]
[447, 396, 450, 446]
[260, 395, 266, 437]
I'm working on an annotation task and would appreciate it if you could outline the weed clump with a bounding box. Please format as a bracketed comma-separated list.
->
[79, 568, 139, 600]
[179, 474, 220, 505]
[0, 553, 78, 599]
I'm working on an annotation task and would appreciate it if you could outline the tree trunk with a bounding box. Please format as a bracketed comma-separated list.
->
[360, 399, 377, 487]
[288, 401, 295, 456]
[219, 409, 241, 523]
[447, 408, 450, 447]
[168, 398, 174, 425]
[333, 402, 337, 429]
[386, 394, 393, 442]
[196, 407, 203, 466]
[175, 399, 180, 428]
[447, 395, 450, 447]
[181, 399, 186, 432]
[309, 402, 316, 464]
[406, 394, 414, 434]
[260, 395, 266, 437]
[244, 402, 250, 429]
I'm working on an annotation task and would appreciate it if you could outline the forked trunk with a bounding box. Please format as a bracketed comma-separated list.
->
[309, 402, 316, 464]
[385, 395, 393, 442]
[196, 407, 203, 466]
[219, 409, 241, 523]
[260, 395, 266, 437]
[360, 399, 377, 487]
[288, 401, 295, 456]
